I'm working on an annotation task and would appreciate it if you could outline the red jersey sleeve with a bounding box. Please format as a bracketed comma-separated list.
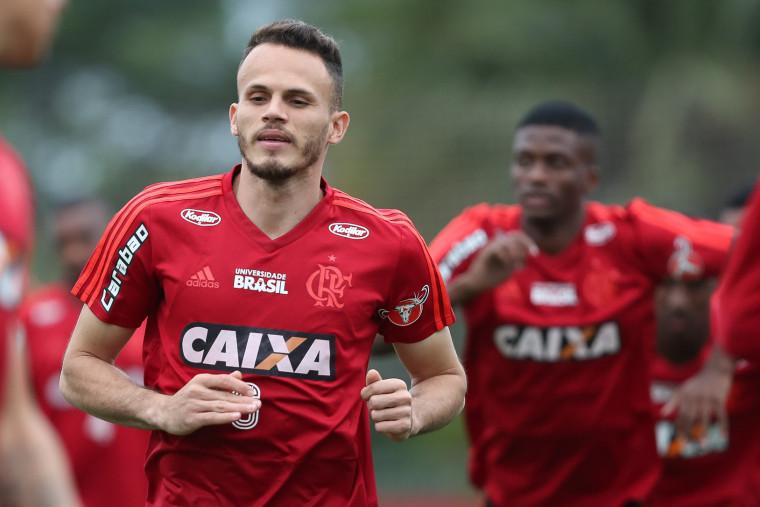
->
[71, 191, 159, 328]
[715, 182, 760, 360]
[428, 204, 492, 284]
[378, 217, 455, 343]
[627, 198, 733, 281]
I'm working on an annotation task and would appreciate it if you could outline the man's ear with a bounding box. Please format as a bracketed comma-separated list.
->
[327, 110, 350, 145]
[229, 103, 239, 136]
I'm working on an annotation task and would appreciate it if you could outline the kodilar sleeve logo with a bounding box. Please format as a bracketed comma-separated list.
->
[100, 224, 149, 312]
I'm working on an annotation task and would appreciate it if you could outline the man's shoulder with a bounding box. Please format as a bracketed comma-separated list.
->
[442, 202, 521, 230]
[585, 200, 630, 221]
[121, 173, 226, 222]
[330, 187, 418, 240]
[586, 198, 676, 223]
[136, 173, 225, 206]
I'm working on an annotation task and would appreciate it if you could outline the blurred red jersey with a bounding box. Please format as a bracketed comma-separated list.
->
[429, 200, 732, 507]
[650, 348, 760, 507]
[21, 284, 149, 507]
[716, 181, 760, 361]
[0, 137, 34, 409]
[72, 166, 453, 507]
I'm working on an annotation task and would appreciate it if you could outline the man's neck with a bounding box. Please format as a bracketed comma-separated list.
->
[233, 163, 324, 240]
[656, 333, 707, 365]
[521, 206, 586, 255]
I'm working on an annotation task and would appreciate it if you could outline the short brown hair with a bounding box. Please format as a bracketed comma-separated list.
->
[242, 19, 343, 110]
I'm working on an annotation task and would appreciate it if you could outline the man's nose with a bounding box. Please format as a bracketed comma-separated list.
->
[262, 97, 287, 123]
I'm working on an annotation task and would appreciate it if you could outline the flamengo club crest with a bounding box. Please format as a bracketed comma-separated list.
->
[667, 235, 704, 280]
[379, 285, 429, 327]
[306, 264, 352, 308]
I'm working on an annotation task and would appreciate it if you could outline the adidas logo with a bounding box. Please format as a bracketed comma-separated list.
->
[186, 266, 220, 289]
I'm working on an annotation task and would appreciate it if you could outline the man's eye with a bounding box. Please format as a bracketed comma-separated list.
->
[547, 155, 569, 168]
[516, 155, 532, 167]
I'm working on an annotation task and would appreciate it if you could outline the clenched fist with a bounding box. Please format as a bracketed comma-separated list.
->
[360, 369, 415, 441]
[448, 230, 539, 305]
[466, 230, 539, 292]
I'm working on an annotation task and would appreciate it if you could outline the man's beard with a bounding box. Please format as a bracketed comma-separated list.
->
[239, 124, 327, 185]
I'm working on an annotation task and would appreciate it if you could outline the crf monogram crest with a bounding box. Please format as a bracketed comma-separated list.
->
[667, 236, 704, 280]
[306, 264, 352, 308]
[379, 285, 429, 327]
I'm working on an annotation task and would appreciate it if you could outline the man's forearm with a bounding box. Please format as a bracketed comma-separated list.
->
[446, 273, 483, 306]
[410, 368, 466, 436]
[60, 352, 166, 431]
[705, 343, 736, 374]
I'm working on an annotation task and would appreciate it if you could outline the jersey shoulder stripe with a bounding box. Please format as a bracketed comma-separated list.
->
[627, 198, 732, 250]
[489, 203, 520, 221]
[429, 204, 494, 262]
[391, 218, 448, 329]
[333, 197, 412, 226]
[333, 196, 450, 330]
[142, 173, 223, 192]
[77, 183, 222, 304]
[74, 177, 223, 303]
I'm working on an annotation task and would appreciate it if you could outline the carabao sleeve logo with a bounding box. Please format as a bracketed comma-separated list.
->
[100, 224, 149, 312]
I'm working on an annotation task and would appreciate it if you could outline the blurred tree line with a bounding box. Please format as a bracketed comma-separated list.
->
[2, 0, 760, 499]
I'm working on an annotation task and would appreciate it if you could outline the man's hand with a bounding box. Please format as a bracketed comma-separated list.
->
[155, 371, 261, 436]
[449, 231, 538, 305]
[662, 362, 732, 437]
[361, 369, 415, 441]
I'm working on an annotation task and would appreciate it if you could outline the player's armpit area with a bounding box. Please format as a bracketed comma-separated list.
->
[372, 334, 394, 355]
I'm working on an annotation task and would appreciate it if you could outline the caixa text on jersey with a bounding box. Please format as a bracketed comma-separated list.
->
[180, 323, 336, 381]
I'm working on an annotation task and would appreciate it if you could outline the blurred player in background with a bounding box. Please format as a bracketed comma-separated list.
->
[429, 101, 734, 507]
[0, 0, 79, 505]
[716, 182, 760, 361]
[20, 198, 149, 507]
[650, 188, 760, 506]
[60, 19, 466, 507]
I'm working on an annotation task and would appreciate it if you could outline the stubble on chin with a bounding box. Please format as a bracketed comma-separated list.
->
[236, 125, 327, 185]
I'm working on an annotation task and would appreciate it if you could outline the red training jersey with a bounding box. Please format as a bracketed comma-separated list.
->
[72, 166, 454, 507]
[650, 346, 760, 507]
[716, 181, 760, 361]
[20, 284, 149, 507]
[429, 200, 732, 507]
[0, 136, 34, 410]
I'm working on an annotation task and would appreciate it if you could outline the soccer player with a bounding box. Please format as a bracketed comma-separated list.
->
[60, 19, 466, 507]
[0, 0, 79, 505]
[21, 198, 149, 507]
[650, 273, 760, 506]
[429, 101, 734, 507]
